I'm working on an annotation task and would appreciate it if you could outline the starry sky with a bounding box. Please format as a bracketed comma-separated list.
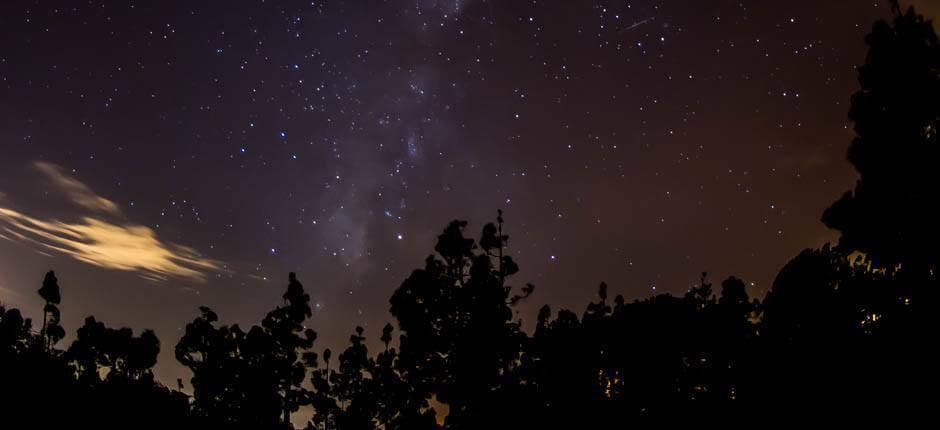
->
[1, 0, 936, 389]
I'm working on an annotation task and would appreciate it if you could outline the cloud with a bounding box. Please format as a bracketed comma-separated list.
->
[0, 163, 220, 282]
[34, 161, 122, 215]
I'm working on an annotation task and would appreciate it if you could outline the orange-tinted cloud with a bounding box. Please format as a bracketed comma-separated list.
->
[0, 163, 220, 282]
[34, 161, 122, 215]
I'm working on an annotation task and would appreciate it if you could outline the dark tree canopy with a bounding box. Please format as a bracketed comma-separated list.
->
[0, 225, 917, 428]
[1, 272, 191, 430]
[823, 6, 940, 272]
[67, 316, 161, 382]
[389, 214, 530, 429]
[175, 272, 318, 429]
[38, 270, 61, 305]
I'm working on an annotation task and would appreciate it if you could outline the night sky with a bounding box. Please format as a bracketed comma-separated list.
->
[1, 0, 937, 392]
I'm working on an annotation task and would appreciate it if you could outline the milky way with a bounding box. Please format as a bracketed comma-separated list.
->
[0, 0, 933, 390]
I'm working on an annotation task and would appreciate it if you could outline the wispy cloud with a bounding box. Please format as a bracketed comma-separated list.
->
[0, 163, 220, 282]
[34, 162, 122, 215]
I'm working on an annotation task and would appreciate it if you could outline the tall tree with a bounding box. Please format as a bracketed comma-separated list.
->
[822, 4, 940, 278]
[37, 271, 64, 351]
[66, 316, 162, 382]
[261, 272, 318, 426]
[331, 326, 379, 430]
[176, 306, 251, 425]
[389, 213, 531, 429]
[177, 273, 317, 428]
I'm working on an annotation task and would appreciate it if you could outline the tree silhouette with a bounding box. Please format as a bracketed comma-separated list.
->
[262, 272, 318, 426]
[307, 344, 338, 430]
[0, 305, 32, 358]
[37, 270, 64, 351]
[176, 272, 318, 428]
[329, 326, 378, 430]
[373, 323, 409, 429]
[66, 316, 161, 382]
[822, 4, 940, 280]
[1, 270, 193, 429]
[0, 211, 919, 428]
[389, 213, 532, 429]
[176, 305, 252, 426]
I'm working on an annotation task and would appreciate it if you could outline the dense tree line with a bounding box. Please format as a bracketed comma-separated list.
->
[0, 5, 927, 428]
